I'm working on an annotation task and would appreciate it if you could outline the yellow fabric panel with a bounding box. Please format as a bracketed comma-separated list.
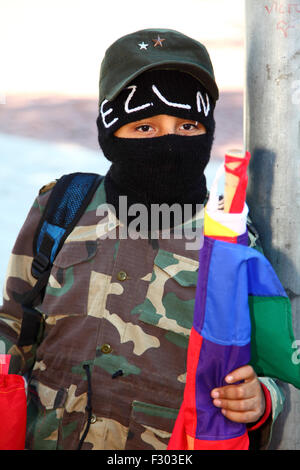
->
[204, 211, 238, 237]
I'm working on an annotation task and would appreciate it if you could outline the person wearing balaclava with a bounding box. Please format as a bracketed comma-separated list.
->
[0, 29, 282, 451]
[96, 30, 274, 447]
[97, 69, 215, 231]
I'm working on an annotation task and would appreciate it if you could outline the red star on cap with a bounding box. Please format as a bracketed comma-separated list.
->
[152, 35, 165, 47]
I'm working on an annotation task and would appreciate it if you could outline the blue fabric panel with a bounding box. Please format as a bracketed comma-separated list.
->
[247, 254, 287, 298]
[200, 240, 251, 346]
[200, 239, 287, 346]
[37, 221, 66, 263]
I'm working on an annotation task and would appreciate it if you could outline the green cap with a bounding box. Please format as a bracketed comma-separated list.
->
[98, 28, 219, 106]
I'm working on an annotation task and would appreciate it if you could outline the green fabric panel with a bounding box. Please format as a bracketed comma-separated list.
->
[249, 295, 300, 389]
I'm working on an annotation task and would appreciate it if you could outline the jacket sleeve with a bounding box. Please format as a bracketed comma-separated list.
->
[0, 188, 51, 375]
[248, 377, 285, 450]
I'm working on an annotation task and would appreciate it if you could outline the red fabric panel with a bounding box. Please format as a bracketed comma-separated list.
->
[167, 406, 189, 449]
[167, 328, 203, 450]
[224, 151, 251, 213]
[193, 431, 249, 450]
[207, 235, 237, 244]
[182, 328, 203, 438]
[0, 375, 27, 450]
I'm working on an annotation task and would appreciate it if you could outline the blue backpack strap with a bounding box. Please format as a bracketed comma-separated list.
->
[18, 172, 103, 347]
[31, 172, 103, 278]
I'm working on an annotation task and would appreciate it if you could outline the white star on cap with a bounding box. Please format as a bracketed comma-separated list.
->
[138, 42, 149, 50]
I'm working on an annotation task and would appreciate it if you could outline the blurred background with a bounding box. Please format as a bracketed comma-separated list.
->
[0, 0, 245, 286]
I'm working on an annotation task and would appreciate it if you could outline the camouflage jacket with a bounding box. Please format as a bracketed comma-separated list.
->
[0, 177, 284, 450]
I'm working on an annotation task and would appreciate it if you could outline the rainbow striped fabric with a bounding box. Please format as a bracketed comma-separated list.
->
[168, 191, 299, 450]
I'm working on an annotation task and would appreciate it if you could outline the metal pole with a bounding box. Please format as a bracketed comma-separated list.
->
[245, 0, 300, 449]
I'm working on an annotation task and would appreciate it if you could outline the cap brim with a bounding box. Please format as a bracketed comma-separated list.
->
[102, 60, 219, 104]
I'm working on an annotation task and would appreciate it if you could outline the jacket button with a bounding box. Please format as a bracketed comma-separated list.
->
[117, 270, 128, 281]
[101, 343, 112, 354]
[90, 414, 97, 424]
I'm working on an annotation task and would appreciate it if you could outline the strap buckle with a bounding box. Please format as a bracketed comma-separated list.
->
[31, 252, 50, 279]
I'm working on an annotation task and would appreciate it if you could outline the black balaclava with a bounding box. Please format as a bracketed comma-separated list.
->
[96, 70, 216, 229]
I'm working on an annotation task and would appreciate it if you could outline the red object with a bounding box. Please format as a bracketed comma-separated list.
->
[0, 354, 11, 375]
[0, 355, 27, 450]
[190, 432, 249, 450]
[206, 234, 238, 244]
[248, 383, 272, 432]
[224, 151, 251, 213]
[167, 328, 250, 450]
[168, 406, 249, 450]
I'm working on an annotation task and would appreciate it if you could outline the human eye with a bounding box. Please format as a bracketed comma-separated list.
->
[179, 121, 206, 135]
[181, 123, 197, 131]
[136, 124, 154, 133]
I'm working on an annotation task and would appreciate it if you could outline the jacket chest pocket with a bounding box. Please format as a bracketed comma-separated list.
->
[42, 240, 99, 316]
[132, 249, 199, 338]
[125, 400, 179, 450]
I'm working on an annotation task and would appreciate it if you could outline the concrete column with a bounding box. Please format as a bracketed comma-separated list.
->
[245, 0, 300, 449]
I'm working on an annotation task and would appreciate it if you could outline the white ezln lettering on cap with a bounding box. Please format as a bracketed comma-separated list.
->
[125, 85, 153, 114]
[196, 91, 210, 117]
[152, 84, 191, 110]
[100, 99, 119, 128]
[100, 82, 212, 129]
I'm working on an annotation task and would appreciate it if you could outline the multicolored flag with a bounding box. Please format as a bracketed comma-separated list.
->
[168, 151, 299, 450]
